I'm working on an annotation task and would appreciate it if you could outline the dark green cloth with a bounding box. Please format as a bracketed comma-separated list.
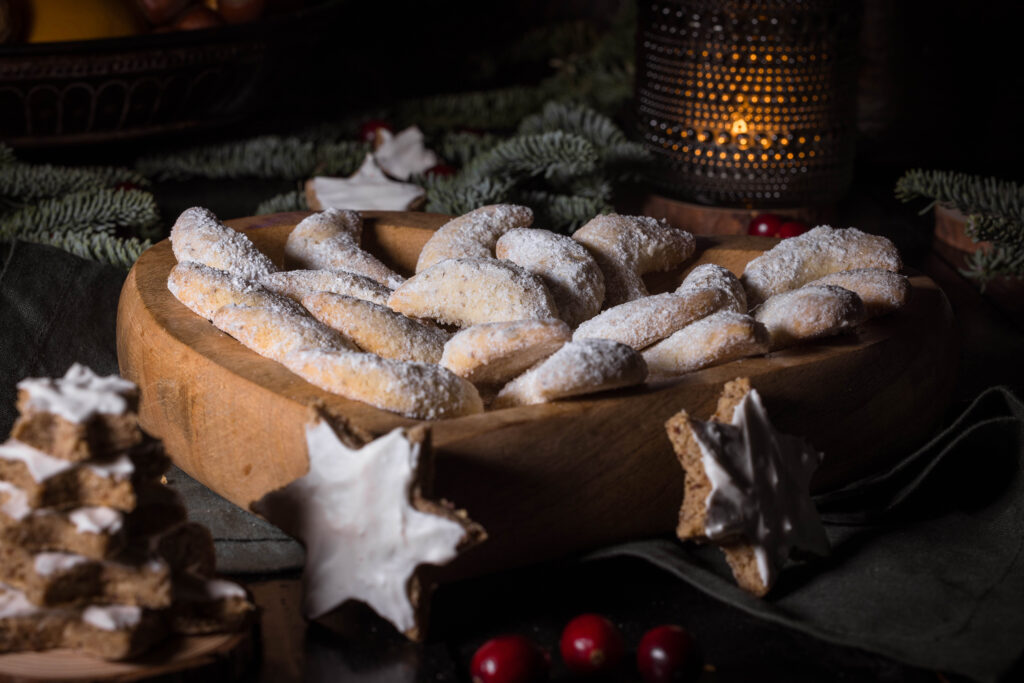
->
[590, 386, 1024, 682]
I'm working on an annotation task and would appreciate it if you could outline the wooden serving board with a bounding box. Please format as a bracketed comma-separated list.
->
[116, 211, 957, 580]
[0, 630, 253, 683]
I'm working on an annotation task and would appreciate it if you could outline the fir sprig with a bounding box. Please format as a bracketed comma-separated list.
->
[515, 190, 611, 232]
[423, 175, 517, 216]
[0, 164, 147, 205]
[0, 189, 159, 240]
[0, 144, 16, 166]
[434, 131, 502, 167]
[462, 132, 599, 182]
[255, 190, 309, 216]
[17, 230, 152, 270]
[136, 137, 369, 181]
[962, 244, 1024, 285]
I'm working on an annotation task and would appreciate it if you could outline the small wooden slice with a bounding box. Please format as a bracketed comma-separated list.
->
[0, 629, 254, 683]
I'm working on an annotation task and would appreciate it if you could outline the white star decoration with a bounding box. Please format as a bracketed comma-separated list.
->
[255, 420, 472, 635]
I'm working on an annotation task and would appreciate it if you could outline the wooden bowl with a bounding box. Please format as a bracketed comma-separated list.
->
[116, 211, 957, 578]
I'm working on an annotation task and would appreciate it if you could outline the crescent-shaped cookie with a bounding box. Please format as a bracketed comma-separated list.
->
[495, 228, 605, 328]
[259, 269, 392, 308]
[754, 284, 867, 350]
[642, 311, 770, 376]
[440, 319, 571, 387]
[170, 207, 277, 281]
[212, 304, 357, 361]
[168, 261, 302, 321]
[282, 349, 484, 420]
[285, 209, 405, 289]
[741, 226, 901, 307]
[805, 268, 910, 318]
[492, 338, 648, 408]
[676, 264, 747, 313]
[387, 257, 558, 327]
[415, 204, 533, 273]
[301, 292, 448, 364]
[572, 214, 696, 308]
[573, 288, 732, 350]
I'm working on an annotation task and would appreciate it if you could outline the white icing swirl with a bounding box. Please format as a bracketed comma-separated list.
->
[68, 507, 123, 534]
[17, 364, 136, 424]
[0, 440, 74, 481]
[691, 389, 829, 587]
[86, 454, 135, 481]
[34, 552, 88, 577]
[82, 605, 142, 631]
[0, 583, 40, 618]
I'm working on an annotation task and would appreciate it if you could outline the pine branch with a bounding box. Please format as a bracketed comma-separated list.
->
[0, 164, 147, 204]
[434, 131, 502, 167]
[0, 189, 159, 240]
[961, 243, 1024, 285]
[895, 169, 1024, 224]
[966, 213, 1024, 246]
[462, 132, 599, 183]
[518, 101, 627, 152]
[255, 190, 308, 216]
[0, 144, 15, 166]
[515, 190, 612, 234]
[136, 137, 368, 181]
[16, 230, 151, 269]
[424, 176, 517, 216]
[396, 86, 551, 133]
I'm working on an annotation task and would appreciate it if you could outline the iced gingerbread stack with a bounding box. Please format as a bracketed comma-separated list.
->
[0, 364, 254, 660]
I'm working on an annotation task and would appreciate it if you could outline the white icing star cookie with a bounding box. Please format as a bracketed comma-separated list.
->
[254, 417, 484, 639]
[666, 378, 829, 595]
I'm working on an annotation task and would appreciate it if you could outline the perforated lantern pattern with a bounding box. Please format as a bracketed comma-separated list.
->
[635, 0, 860, 207]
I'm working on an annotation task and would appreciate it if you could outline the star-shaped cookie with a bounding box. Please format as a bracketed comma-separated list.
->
[666, 378, 829, 595]
[254, 415, 485, 639]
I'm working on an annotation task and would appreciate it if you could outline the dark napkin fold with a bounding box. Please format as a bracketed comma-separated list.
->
[589, 386, 1024, 683]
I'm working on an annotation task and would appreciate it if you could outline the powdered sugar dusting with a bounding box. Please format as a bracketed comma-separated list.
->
[642, 311, 769, 376]
[574, 289, 730, 350]
[285, 209, 405, 289]
[440, 319, 571, 386]
[388, 257, 558, 327]
[677, 264, 747, 313]
[260, 269, 392, 307]
[168, 261, 305, 321]
[301, 292, 448, 364]
[806, 268, 910, 318]
[754, 284, 866, 349]
[572, 214, 696, 307]
[741, 226, 902, 306]
[496, 228, 605, 327]
[170, 207, 277, 280]
[282, 349, 483, 419]
[415, 204, 534, 273]
[212, 304, 356, 362]
[493, 338, 647, 407]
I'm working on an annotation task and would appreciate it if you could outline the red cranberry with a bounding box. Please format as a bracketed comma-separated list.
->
[559, 613, 624, 674]
[747, 213, 784, 237]
[425, 163, 456, 177]
[359, 119, 393, 143]
[777, 221, 809, 239]
[636, 625, 701, 683]
[470, 635, 549, 683]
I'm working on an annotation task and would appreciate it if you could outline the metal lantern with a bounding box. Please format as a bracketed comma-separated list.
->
[634, 0, 860, 207]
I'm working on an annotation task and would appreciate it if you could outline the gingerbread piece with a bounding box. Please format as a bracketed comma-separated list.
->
[0, 482, 125, 559]
[254, 420, 485, 640]
[666, 378, 829, 596]
[285, 209, 405, 290]
[301, 292, 449, 364]
[492, 338, 648, 408]
[676, 263, 747, 313]
[495, 228, 605, 327]
[572, 214, 696, 307]
[415, 204, 533, 273]
[440, 319, 571, 389]
[170, 207, 277, 281]
[388, 257, 559, 327]
[741, 226, 902, 307]
[642, 311, 770, 377]
[753, 285, 866, 350]
[259, 268, 393, 307]
[805, 268, 911, 318]
[573, 289, 732, 350]
[12, 365, 141, 462]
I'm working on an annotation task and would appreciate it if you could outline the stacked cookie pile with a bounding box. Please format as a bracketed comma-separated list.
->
[0, 365, 253, 660]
